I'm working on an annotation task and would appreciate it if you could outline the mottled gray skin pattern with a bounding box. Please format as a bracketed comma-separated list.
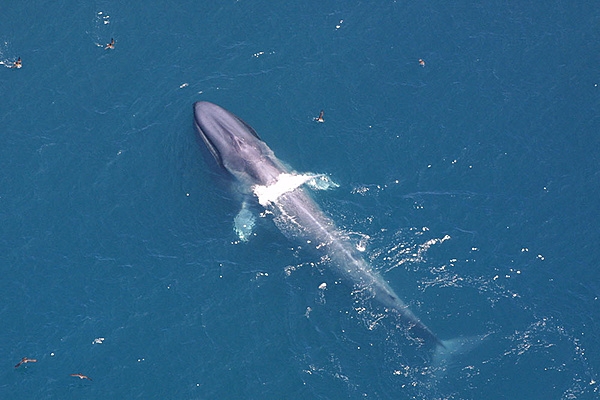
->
[193, 101, 442, 346]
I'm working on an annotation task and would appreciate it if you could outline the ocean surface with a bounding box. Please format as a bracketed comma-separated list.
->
[1, 1, 598, 399]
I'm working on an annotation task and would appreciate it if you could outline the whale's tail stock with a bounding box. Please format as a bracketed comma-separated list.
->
[431, 333, 489, 377]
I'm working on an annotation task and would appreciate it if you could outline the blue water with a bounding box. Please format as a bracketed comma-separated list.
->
[1, 1, 598, 398]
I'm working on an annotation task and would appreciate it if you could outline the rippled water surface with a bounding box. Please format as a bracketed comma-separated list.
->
[1, 1, 598, 398]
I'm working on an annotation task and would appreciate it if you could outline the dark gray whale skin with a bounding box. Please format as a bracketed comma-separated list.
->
[193, 101, 443, 347]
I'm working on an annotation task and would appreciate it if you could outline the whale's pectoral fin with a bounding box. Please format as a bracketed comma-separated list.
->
[233, 201, 256, 242]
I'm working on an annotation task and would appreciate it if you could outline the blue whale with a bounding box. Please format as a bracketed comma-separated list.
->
[193, 101, 444, 347]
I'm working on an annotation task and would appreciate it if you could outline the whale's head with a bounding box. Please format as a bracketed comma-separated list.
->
[193, 101, 283, 185]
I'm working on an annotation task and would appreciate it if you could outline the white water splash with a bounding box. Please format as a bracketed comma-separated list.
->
[253, 173, 338, 207]
[306, 174, 339, 191]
